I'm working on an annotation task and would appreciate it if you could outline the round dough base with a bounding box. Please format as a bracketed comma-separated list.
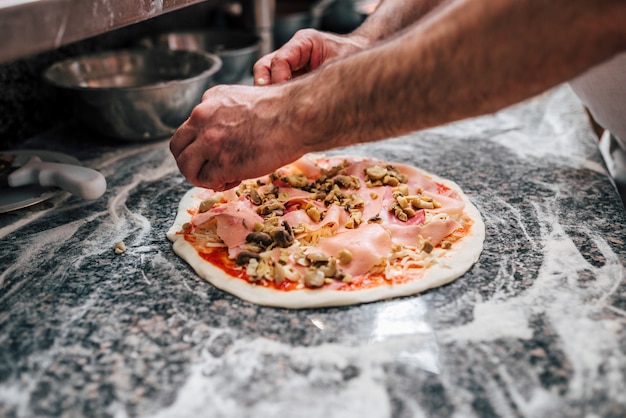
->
[167, 159, 485, 309]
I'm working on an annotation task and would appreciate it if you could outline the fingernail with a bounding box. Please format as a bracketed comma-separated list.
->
[256, 77, 266, 85]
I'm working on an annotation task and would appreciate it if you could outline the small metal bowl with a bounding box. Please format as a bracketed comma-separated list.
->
[149, 29, 261, 84]
[43, 48, 222, 141]
[274, 2, 316, 48]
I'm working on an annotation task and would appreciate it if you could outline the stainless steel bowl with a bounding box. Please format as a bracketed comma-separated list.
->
[150, 29, 261, 84]
[274, 2, 318, 48]
[42, 49, 222, 141]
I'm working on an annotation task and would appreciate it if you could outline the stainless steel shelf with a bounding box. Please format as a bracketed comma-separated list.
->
[0, 0, 219, 64]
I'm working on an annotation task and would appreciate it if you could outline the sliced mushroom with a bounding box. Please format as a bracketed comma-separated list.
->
[345, 211, 362, 229]
[199, 198, 219, 213]
[306, 252, 329, 264]
[270, 228, 294, 248]
[306, 205, 322, 222]
[382, 175, 399, 187]
[248, 188, 263, 205]
[246, 231, 273, 248]
[236, 251, 261, 266]
[365, 165, 388, 180]
[303, 269, 326, 288]
[283, 173, 309, 188]
[274, 263, 300, 283]
[317, 258, 337, 278]
[256, 199, 285, 216]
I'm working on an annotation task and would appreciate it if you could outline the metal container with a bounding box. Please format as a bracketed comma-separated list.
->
[274, 1, 321, 47]
[273, 0, 338, 47]
[322, 0, 375, 33]
[151, 29, 261, 84]
[42, 49, 221, 141]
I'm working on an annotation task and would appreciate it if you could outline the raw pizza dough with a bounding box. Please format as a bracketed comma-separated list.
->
[167, 155, 485, 308]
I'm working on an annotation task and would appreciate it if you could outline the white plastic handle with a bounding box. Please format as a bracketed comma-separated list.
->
[8, 156, 107, 200]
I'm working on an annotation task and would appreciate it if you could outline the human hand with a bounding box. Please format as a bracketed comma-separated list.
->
[170, 84, 307, 191]
[253, 29, 368, 85]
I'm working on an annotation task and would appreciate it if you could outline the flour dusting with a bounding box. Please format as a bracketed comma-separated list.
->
[145, 328, 443, 418]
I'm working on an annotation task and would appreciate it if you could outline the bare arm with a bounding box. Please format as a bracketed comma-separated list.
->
[171, 0, 626, 190]
[254, 0, 446, 84]
[351, 0, 448, 43]
[286, 0, 626, 150]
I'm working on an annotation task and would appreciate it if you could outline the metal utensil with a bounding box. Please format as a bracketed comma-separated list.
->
[42, 49, 222, 141]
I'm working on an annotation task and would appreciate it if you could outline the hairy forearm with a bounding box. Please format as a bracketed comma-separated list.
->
[351, 0, 449, 43]
[287, 0, 626, 151]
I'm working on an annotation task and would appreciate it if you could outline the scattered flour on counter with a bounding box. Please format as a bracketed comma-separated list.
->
[98, 146, 179, 258]
[443, 303, 533, 342]
[145, 329, 439, 418]
[0, 219, 83, 297]
[108, 150, 177, 225]
[0, 383, 32, 418]
[491, 195, 541, 252]
[488, 129, 594, 169]
[0, 210, 50, 240]
[438, 191, 626, 416]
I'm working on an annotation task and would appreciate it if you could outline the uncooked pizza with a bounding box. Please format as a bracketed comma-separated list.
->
[167, 155, 484, 308]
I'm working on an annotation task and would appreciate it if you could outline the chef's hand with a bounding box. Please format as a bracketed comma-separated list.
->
[253, 29, 368, 86]
[170, 84, 307, 191]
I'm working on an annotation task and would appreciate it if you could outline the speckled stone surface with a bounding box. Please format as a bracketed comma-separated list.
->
[0, 85, 625, 418]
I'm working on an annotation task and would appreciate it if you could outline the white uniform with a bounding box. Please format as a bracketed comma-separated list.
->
[570, 52, 626, 203]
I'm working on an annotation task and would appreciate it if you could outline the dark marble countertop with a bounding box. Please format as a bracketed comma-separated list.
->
[1, 85, 625, 418]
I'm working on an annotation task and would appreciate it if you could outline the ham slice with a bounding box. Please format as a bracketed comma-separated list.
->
[282, 209, 315, 229]
[385, 218, 461, 247]
[282, 202, 347, 232]
[192, 199, 264, 249]
[190, 156, 466, 272]
[285, 156, 323, 178]
[358, 186, 386, 222]
[316, 223, 392, 277]
[426, 191, 465, 215]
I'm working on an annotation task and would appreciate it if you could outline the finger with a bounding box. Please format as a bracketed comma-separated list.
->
[176, 143, 209, 187]
[222, 181, 242, 191]
[269, 42, 313, 84]
[253, 54, 274, 86]
[254, 33, 315, 85]
[170, 121, 196, 159]
[269, 58, 295, 84]
[196, 159, 241, 191]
